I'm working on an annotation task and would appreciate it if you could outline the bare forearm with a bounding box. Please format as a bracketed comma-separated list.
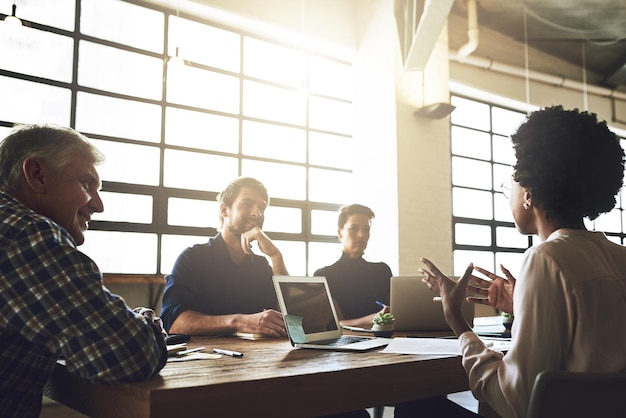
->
[269, 253, 289, 275]
[169, 310, 241, 336]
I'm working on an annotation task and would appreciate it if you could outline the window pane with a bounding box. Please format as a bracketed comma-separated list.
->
[243, 80, 305, 125]
[263, 206, 302, 234]
[311, 209, 339, 236]
[241, 159, 306, 200]
[593, 209, 622, 233]
[495, 252, 525, 278]
[451, 96, 490, 131]
[164, 150, 238, 192]
[452, 157, 492, 190]
[0, 77, 70, 125]
[170, 16, 240, 72]
[496, 226, 528, 248]
[81, 231, 157, 273]
[494, 193, 514, 222]
[0, 27, 73, 82]
[453, 187, 493, 220]
[165, 107, 239, 153]
[308, 242, 342, 276]
[309, 168, 354, 204]
[309, 56, 353, 100]
[453, 250, 494, 276]
[309, 97, 353, 135]
[167, 66, 239, 114]
[76, 92, 162, 142]
[0, 127, 12, 140]
[91, 139, 160, 186]
[455, 223, 491, 246]
[451, 126, 491, 160]
[93, 192, 153, 223]
[493, 134, 515, 165]
[81, 0, 164, 53]
[493, 163, 513, 191]
[168, 198, 219, 228]
[161, 234, 207, 274]
[492, 107, 526, 136]
[242, 121, 305, 163]
[244, 37, 302, 87]
[12, 0, 75, 31]
[309, 132, 354, 169]
[274, 240, 306, 276]
[78, 41, 163, 100]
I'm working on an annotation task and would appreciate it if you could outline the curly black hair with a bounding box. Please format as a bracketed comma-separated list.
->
[512, 105, 625, 222]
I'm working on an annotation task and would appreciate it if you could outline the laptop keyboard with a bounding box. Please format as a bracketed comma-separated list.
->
[315, 335, 370, 346]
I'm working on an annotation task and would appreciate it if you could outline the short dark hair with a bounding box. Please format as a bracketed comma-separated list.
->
[216, 177, 269, 225]
[337, 204, 375, 228]
[512, 105, 624, 222]
[0, 124, 104, 195]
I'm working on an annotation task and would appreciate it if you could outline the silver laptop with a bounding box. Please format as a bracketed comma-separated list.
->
[273, 275, 391, 351]
[390, 276, 475, 331]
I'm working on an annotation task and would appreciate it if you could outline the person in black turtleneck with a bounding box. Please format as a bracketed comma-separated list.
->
[314, 204, 392, 328]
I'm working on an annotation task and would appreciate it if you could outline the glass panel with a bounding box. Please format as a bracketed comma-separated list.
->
[92, 192, 153, 223]
[243, 37, 302, 87]
[308, 242, 342, 276]
[605, 235, 622, 245]
[81, 0, 164, 53]
[492, 107, 526, 136]
[169, 16, 240, 72]
[309, 168, 355, 204]
[91, 139, 160, 186]
[168, 198, 219, 228]
[78, 41, 163, 100]
[167, 65, 239, 114]
[0, 76, 70, 125]
[495, 252, 525, 279]
[451, 96, 490, 131]
[8, 0, 75, 31]
[0, 126, 12, 140]
[496, 226, 528, 248]
[492, 134, 516, 165]
[76, 92, 161, 142]
[263, 206, 302, 234]
[494, 192, 514, 222]
[164, 150, 238, 192]
[273, 240, 306, 277]
[161, 234, 208, 274]
[309, 56, 353, 100]
[451, 126, 491, 160]
[309, 131, 354, 169]
[593, 209, 622, 233]
[455, 223, 491, 246]
[453, 250, 494, 276]
[452, 157, 492, 190]
[81, 231, 157, 273]
[309, 96, 353, 135]
[311, 209, 339, 236]
[243, 80, 305, 126]
[452, 187, 493, 220]
[242, 121, 305, 163]
[241, 159, 306, 200]
[493, 163, 513, 192]
[0, 26, 73, 82]
[165, 107, 239, 153]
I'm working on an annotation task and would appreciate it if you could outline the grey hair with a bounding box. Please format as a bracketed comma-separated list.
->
[0, 124, 105, 194]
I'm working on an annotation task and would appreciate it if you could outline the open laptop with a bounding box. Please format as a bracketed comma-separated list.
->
[273, 275, 391, 350]
[390, 276, 475, 331]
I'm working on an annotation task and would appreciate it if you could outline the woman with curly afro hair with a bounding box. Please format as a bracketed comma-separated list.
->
[419, 106, 626, 418]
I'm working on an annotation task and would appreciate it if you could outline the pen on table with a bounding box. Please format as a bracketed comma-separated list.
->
[376, 300, 388, 308]
[176, 346, 205, 356]
[213, 348, 244, 357]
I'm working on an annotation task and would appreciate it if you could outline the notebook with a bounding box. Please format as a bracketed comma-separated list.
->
[390, 275, 475, 331]
[272, 275, 392, 350]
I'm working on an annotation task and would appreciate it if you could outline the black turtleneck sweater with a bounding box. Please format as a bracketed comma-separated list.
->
[313, 253, 392, 319]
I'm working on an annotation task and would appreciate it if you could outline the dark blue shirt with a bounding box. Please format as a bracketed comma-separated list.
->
[314, 253, 392, 319]
[160, 234, 279, 332]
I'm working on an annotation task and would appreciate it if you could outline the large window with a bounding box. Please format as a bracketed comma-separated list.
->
[0, 0, 353, 275]
[450, 95, 626, 278]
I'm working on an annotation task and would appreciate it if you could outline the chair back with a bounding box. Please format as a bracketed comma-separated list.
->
[527, 370, 626, 418]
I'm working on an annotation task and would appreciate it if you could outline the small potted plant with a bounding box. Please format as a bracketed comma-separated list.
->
[372, 312, 395, 337]
[502, 312, 514, 330]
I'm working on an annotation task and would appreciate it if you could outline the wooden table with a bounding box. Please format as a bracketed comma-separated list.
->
[44, 335, 470, 418]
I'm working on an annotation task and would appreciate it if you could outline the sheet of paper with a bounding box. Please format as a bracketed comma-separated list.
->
[285, 314, 307, 343]
[380, 337, 461, 355]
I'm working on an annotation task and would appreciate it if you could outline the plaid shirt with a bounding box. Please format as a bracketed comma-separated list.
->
[0, 192, 167, 417]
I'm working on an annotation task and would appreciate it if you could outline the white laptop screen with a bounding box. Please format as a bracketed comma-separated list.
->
[277, 281, 339, 334]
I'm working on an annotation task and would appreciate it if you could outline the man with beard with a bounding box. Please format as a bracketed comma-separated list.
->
[160, 177, 288, 338]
